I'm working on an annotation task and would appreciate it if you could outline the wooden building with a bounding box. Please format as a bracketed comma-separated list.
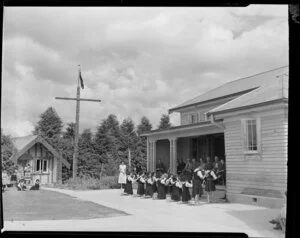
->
[9, 135, 70, 185]
[142, 66, 288, 208]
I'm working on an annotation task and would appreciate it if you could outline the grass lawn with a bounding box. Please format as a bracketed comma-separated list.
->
[2, 188, 128, 221]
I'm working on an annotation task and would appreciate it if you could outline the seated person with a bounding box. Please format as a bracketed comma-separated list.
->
[30, 179, 40, 190]
[269, 191, 287, 232]
[17, 179, 27, 191]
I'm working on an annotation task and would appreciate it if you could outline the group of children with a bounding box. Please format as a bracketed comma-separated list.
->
[121, 163, 220, 205]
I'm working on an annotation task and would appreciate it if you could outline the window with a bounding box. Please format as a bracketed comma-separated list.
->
[243, 118, 260, 153]
[191, 114, 198, 124]
[35, 159, 49, 173]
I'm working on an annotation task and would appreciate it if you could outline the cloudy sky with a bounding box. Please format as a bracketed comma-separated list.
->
[2, 5, 288, 137]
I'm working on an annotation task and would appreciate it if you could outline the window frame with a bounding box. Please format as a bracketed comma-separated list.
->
[190, 113, 198, 124]
[35, 159, 49, 173]
[242, 118, 261, 155]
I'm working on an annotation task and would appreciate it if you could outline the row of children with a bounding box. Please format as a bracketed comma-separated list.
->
[122, 163, 220, 205]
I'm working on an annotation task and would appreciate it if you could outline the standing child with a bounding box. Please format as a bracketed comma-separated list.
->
[182, 176, 192, 203]
[123, 171, 134, 195]
[204, 166, 218, 203]
[192, 165, 204, 205]
[137, 171, 145, 197]
[152, 172, 159, 199]
[170, 175, 181, 201]
[157, 173, 167, 200]
[144, 172, 150, 197]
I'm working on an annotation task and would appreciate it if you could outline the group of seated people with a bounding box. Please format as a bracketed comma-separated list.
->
[122, 157, 223, 204]
[17, 179, 40, 191]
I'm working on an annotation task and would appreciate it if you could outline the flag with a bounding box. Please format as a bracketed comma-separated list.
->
[79, 70, 84, 89]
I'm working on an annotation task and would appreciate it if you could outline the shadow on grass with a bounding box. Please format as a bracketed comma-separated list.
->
[3, 189, 129, 221]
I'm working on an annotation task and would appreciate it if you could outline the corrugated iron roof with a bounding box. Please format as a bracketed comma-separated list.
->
[170, 66, 288, 112]
[208, 72, 288, 115]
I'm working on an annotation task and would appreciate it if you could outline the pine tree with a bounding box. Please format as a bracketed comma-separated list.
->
[135, 116, 153, 171]
[137, 116, 152, 135]
[94, 114, 122, 176]
[78, 129, 102, 178]
[158, 114, 172, 129]
[33, 107, 63, 140]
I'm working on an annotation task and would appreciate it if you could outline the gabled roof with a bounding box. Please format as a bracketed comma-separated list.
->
[207, 75, 288, 115]
[10, 135, 70, 169]
[170, 66, 288, 112]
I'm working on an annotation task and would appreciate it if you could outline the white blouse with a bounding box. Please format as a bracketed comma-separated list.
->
[185, 181, 193, 188]
[175, 181, 182, 188]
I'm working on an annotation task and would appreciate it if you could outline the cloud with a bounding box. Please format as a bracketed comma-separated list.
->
[2, 6, 288, 135]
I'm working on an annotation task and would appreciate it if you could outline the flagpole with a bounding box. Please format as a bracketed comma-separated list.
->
[72, 65, 81, 179]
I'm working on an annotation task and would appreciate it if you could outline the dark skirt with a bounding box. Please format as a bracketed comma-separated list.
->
[157, 183, 166, 199]
[145, 183, 150, 196]
[124, 181, 133, 195]
[152, 183, 157, 194]
[205, 177, 216, 192]
[171, 185, 180, 201]
[192, 179, 203, 197]
[182, 185, 191, 202]
[137, 182, 145, 195]
[148, 183, 154, 197]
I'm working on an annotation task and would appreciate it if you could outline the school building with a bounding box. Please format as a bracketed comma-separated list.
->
[9, 135, 70, 185]
[142, 66, 288, 208]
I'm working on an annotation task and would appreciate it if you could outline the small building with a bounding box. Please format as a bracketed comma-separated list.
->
[142, 66, 288, 208]
[9, 135, 70, 185]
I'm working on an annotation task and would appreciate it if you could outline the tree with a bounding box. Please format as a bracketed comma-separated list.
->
[137, 116, 152, 135]
[94, 114, 122, 176]
[33, 107, 63, 140]
[78, 129, 102, 178]
[63, 122, 76, 140]
[1, 130, 17, 175]
[135, 117, 153, 171]
[158, 114, 172, 129]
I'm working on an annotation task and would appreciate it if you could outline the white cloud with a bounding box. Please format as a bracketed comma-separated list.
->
[2, 6, 288, 136]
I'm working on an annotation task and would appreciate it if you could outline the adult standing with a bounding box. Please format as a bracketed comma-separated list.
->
[118, 161, 127, 189]
[177, 158, 186, 175]
[156, 158, 166, 174]
[183, 158, 193, 180]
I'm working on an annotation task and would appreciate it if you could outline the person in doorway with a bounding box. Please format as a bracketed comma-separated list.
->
[199, 158, 204, 167]
[177, 158, 186, 175]
[156, 159, 166, 174]
[30, 179, 40, 190]
[183, 158, 193, 180]
[213, 156, 221, 185]
[118, 161, 127, 189]
[191, 158, 198, 172]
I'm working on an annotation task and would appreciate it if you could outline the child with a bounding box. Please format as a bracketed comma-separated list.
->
[152, 172, 160, 200]
[204, 165, 218, 203]
[30, 179, 40, 190]
[192, 165, 204, 205]
[157, 173, 167, 200]
[148, 172, 155, 198]
[136, 171, 145, 197]
[17, 179, 27, 191]
[144, 172, 150, 197]
[182, 176, 192, 203]
[123, 171, 134, 195]
[170, 175, 181, 201]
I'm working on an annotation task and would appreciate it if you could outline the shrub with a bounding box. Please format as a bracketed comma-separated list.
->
[52, 175, 119, 190]
[99, 176, 119, 189]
